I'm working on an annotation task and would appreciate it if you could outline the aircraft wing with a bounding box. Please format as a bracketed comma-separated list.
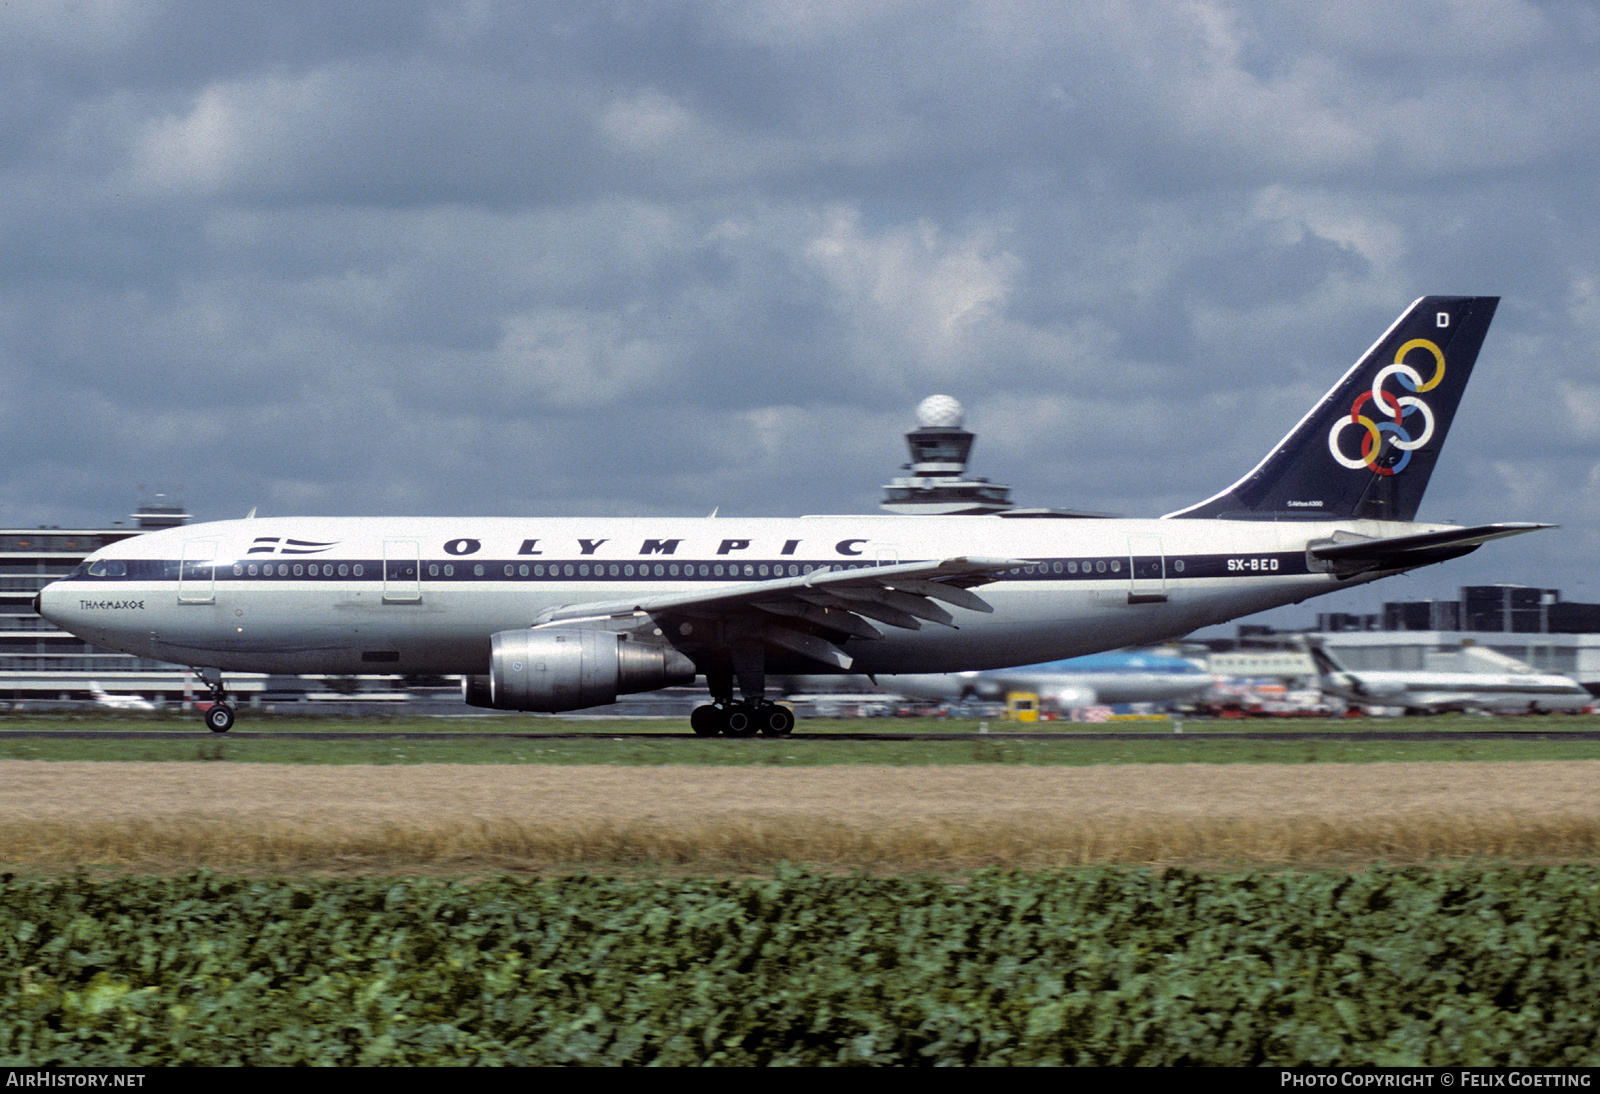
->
[530, 556, 1024, 670]
[1309, 523, 1552, 573]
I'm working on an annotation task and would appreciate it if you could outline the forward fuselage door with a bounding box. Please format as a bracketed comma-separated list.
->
[382, 539, 422, 603]
[178, 539, 217, 604]
[1127, 534, 1167, 604]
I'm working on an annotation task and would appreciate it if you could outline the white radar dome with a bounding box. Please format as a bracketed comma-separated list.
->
[916, 394, 964, 429]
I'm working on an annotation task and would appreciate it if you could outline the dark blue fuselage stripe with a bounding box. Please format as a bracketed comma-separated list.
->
[61, 551, 1312, 584]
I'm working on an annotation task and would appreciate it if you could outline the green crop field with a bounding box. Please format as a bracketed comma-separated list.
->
[3, 866, 1597, 1066]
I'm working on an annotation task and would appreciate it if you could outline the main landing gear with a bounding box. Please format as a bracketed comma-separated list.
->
[197, 672, 234, 733]
[690, 702, 794, 738]
[688, 654, 794, 738]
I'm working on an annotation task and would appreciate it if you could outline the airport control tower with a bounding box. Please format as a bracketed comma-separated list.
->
[879, 395, 1017, 515]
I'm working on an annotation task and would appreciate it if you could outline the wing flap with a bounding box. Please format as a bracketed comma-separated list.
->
[827, 585, 956, 627]
[761, 626, 854, 670]
[794, 589, 924, 630]
[878, 576, 995, 613]
[753, 599, 883, 640]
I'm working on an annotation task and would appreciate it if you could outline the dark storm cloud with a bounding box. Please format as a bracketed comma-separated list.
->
[4, 0, 1599, 616]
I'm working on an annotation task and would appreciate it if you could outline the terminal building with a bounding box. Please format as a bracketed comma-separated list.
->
[0, 499, 269, 706]
[1204, 584, 1600, 696]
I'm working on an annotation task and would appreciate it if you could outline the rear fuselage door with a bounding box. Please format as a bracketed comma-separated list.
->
[383, 539, 421, 603]
[1127, 534, 1167, 604]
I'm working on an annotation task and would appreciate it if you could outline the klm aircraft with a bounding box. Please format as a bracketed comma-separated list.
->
[38, 296, 1545, 737]
[883, 648, 1213, 709]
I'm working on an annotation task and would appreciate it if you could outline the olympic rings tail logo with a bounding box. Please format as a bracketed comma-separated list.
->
[1327, 338, 1444, 476]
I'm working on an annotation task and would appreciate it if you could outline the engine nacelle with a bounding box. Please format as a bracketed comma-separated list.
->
[463, 628, 696, 712]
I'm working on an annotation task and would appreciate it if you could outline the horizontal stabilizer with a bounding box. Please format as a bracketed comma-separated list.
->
[1309, 522, 1552, 572]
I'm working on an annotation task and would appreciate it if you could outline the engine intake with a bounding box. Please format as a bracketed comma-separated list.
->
[463, 627, 696, 712]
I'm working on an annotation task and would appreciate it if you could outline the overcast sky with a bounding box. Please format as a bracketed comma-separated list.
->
[4, 1, 1599, 625]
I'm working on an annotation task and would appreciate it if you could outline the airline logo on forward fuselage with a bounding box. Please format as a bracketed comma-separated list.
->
[1327, 336, 1445, 477]
[247, 537, 338, 555]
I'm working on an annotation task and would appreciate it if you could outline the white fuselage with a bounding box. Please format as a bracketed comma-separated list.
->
[39, 513, 1437, 679]
[90, 689, 157, 710]
[1316, 669, 1591, 714]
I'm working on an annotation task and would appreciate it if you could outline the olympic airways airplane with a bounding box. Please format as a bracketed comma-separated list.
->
[37, 296, 1546, 737]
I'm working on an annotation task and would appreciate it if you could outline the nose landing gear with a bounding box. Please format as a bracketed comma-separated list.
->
[204, 702, 235, 733]
[196, 671, 234, 733]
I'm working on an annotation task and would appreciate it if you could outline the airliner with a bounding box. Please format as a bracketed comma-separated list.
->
[37, 296, 1547, 737]
[88, 682, 157, 711]
[880, 649, 1213, 710]
[1302, 639, 1590, 715]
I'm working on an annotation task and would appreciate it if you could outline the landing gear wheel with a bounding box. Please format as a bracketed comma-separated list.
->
[205, 703, 235, 734]
[690, 705, 720, 737]
[722, 704, 758, 738]
[758, 705, 794, 737]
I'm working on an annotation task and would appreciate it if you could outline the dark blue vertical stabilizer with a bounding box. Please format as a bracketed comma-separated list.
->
[1167, 296, 1498, 522]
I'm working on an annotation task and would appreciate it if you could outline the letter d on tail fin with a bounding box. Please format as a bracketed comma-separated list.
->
[1168, 296, 1499, 522]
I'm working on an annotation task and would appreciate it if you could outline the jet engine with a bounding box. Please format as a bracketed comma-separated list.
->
[463, 627, 696, 712]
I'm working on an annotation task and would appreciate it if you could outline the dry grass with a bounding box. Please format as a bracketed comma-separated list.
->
[1, 760, 1597, 871]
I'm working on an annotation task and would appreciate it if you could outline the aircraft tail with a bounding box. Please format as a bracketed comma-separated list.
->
[1167, 296, 1499, 522]
[1299, 637, 1349, 677]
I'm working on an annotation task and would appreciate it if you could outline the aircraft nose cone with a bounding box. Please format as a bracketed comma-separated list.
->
[35, 580, 70, 628]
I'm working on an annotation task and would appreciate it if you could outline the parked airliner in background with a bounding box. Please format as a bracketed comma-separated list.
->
[38, 296, 1546, 737]
[1302, 639, 1590, 715]
[883, 649, 1212, 710]
[88, 682, 157, 711]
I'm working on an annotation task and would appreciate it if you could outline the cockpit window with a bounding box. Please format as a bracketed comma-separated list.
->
[86, 559, 127, 577]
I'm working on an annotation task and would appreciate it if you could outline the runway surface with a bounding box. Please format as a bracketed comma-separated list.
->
[4, 727, 1600, 741]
